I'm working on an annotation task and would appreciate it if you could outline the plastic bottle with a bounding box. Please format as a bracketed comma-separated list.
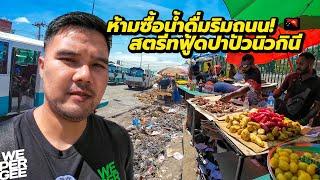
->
[192, 79, 197, 91]
[132, 117, 141, 128]
[267, 92, 275, 110]
[146, 121, 153, 129]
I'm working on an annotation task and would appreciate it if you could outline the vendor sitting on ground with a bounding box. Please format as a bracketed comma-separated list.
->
[273, 52, 320, 126]
[220, 54, 266, 106]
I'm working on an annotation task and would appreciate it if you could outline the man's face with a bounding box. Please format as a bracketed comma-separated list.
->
[296, 56, 311, 74]
[239, 60, 252, 73]
[39, 28, 109, 121]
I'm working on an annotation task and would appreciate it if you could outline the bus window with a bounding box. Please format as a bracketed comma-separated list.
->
[129, 68, 144, 77]
[14, 48, 38, 66]
[0, 41, 9, 74]
[108, 64, 116, 73]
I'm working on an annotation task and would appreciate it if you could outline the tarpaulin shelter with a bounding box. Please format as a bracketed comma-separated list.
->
[157, 66, 189, 77]
[226, 27, 320, 66]
[223, 0, 320, 68]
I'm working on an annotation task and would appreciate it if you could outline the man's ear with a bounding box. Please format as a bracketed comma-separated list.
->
[38, 56, 45, 78]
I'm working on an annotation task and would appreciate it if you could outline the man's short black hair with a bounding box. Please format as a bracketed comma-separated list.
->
[241, 54, 254, 65]
[44, 11, 112, 50]
[299, 52, 315, 64]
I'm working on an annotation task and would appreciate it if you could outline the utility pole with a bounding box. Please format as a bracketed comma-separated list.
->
[140, 53, 142, 68]
[91, 0, 96, 14]
[32, 22, 46, 40]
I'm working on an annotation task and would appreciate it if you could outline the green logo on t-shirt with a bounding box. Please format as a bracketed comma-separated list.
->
[97, 161, 120, 180]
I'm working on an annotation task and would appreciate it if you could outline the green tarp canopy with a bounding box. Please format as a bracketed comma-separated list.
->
[223, 0, 320, 29]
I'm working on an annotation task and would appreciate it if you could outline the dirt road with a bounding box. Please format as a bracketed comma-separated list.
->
[96, 84, 144, 126]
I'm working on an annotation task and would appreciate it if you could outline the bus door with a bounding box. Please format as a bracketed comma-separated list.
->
[9, 48, 40, 113]
[0, 41, 9, 115]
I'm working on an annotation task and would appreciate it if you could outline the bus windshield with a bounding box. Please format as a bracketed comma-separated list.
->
[108, 64, 117, 73]
[128, 67, 144, 77]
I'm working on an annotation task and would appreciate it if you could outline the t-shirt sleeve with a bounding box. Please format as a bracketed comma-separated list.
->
[315, 79, 320, 102]
[279, 73, 298, 92]
[279, 75, 290, 92]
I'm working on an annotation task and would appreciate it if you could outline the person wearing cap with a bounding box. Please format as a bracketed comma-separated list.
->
[273, 52, 320, 126]
[220, 54, 265, 106]
[0, 12, 133, 179]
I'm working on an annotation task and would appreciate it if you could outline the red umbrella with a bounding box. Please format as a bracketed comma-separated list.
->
[226, 27, 320, 66]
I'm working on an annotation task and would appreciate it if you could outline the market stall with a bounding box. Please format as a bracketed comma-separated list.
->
[178, 80, 277, 101]
[186, 95, 320, 179]
[177, 85, 214, 100]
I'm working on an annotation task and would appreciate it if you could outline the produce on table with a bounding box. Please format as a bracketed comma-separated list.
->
[187, 81, 197, 91]
[270, 147, 320, 180]
[203, 101, 237, 114]
[191, 97, 242, 116]
[225, 108, 301, 148]
[191, 97, 209, 106]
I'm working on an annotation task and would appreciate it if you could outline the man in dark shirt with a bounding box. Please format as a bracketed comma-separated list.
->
[221, 54, 265, 106]
[274, 52, 320, 126]
[0, 12, 133, 179]
[192, 61, 200, 76]
[228, 64, 237, 79]
[189, 61, 206, 83]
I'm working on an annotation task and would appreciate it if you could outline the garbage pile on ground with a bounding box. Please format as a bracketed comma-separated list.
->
[135, 89, 172, 104]
[126, 103, 186, 179]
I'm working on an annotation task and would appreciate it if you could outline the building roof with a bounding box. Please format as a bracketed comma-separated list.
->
[0, 31, 43, 47]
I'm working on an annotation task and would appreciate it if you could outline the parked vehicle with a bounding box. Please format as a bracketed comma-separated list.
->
[0, 32, 108, 117]
[108, 62, 127, 84]
[125, 67, 156, 89]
